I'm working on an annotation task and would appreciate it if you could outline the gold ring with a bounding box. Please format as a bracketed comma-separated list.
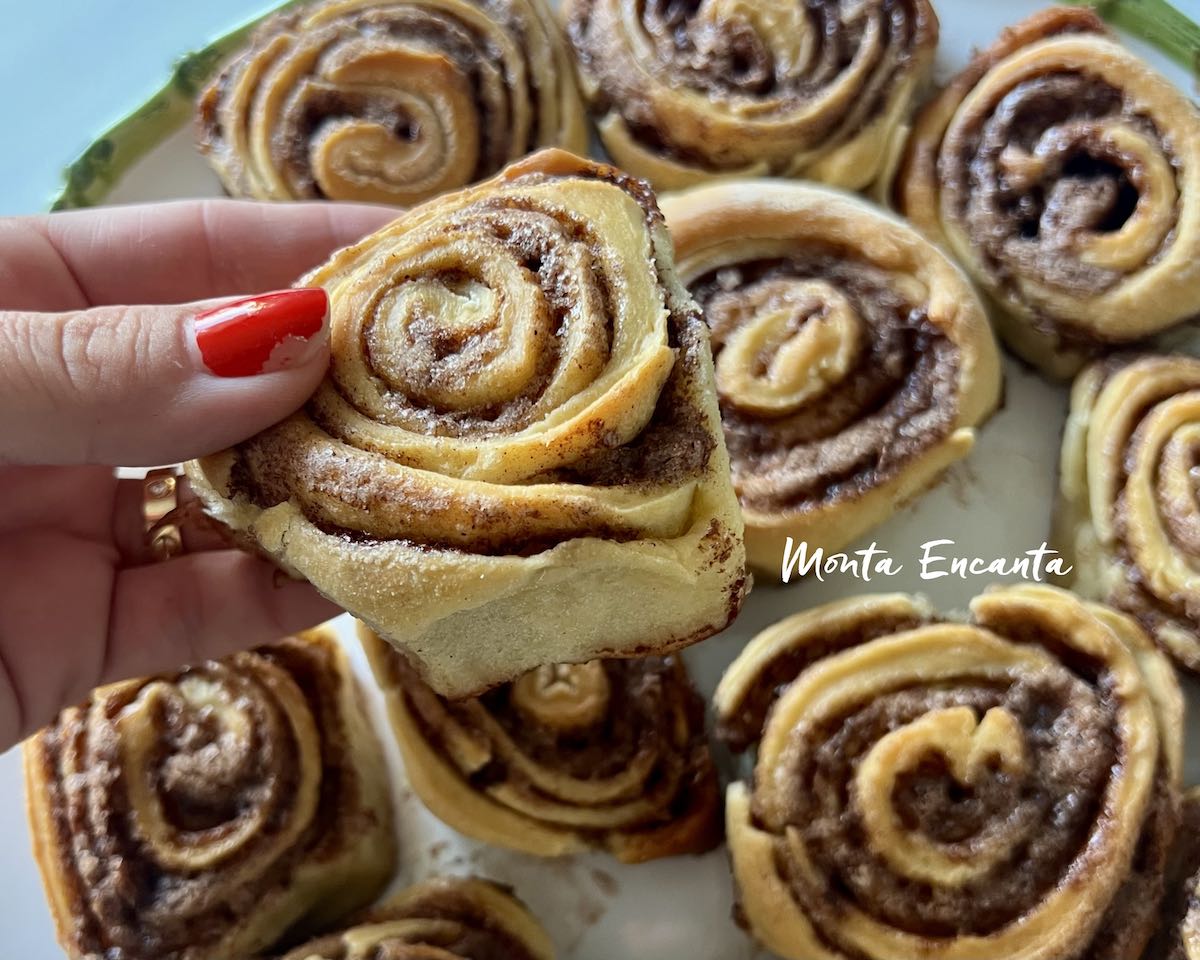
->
[143, 467, 184, 561]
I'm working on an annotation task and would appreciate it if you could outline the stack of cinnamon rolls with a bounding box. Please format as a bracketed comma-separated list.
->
[23, 0, 1200, 958]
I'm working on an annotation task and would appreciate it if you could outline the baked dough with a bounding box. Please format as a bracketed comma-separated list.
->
[272, 876, 554, 960]
[188, 150, 746, 697]
[661, 180, 1001, 575]
[715, 585, 1182, 960]
[362, 623, 720, 862]
[24, 629, 395, 960]
[1054, 354, 1200, 673]
[197, 0, 587, 205]
[562, 0, 938, 194]
[896, 7, 1200, 379]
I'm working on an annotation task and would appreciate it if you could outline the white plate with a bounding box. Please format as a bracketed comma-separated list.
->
[5, 2, 1200, 957]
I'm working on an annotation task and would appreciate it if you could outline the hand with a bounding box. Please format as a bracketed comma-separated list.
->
[0, 198, 394, 748]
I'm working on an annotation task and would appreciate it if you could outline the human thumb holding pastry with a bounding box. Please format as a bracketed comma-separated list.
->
[0, 197, 395, 746]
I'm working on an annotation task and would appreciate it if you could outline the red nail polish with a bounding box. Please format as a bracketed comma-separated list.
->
[194, 288, 328, 378]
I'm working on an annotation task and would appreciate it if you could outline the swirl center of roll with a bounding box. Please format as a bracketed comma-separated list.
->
[928, 50, 1195, 327]
[989, 116, 1173, 275]
[330, 200, 643, 446]
[511, 661, 612, 730]
[640, 0, 839, 97]
[853, 705, 1028, 885]
[303, 44, 481, 202]
[115, 664, 321, 873]
[306, 176, 683, 489]
[368, 256, 547, 413]
[710, 277, 861, 416]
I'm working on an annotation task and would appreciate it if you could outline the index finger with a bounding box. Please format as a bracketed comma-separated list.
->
[0, 198, 397, 310]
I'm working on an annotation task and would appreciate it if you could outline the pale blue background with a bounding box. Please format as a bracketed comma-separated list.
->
[0, 0, 279, 214]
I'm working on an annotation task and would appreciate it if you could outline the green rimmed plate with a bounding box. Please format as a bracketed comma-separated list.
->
[12, 3, 1200, 960]
[51, 0, 1200, 211]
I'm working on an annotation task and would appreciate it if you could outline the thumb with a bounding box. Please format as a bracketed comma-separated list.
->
[0, 287, 330, 466]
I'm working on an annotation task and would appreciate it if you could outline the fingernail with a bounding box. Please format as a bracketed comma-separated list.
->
[193, 288, 328, 378]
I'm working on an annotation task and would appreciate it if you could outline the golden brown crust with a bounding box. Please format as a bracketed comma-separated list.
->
[896, 7, 1200, 379]
[361, 623, 721, 863]
[23, 629, 395, 960]
[187, 149, 746, 698]
[661, 181, 1001, 574]
[1053, 355, 1200, 675]
[563, 0, 938, 194]
[714, 585, 1182, 960]
[1150, 787, 1200, 960]
[271, 876, 555, 960]
[197, 0, 587, 205]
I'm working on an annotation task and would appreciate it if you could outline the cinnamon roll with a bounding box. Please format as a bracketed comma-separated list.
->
[1149, 788, 1200, 960]
[272, 876, 554, 960]
[660, 181, 1002, 575]
[197, 0, 587, 206]
[361, 623, 721, 863]
[187, 150, 746, 698]
[1054, 355, 1200, 673]
[896, 7, 1200, 379]
[23, 629, 395, 960]
[563, 0, 938, 193]
[715, 585, 1183, 960]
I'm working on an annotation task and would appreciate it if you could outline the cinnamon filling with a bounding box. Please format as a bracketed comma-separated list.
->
[778, 675, 1115, 936]
[936, 52, 1180, 348]
[567, 0, 934, 172]
[228, 168, 716, 555]
[37, 643, 361, 960]
[716, 614, 931, 751]
[397, 652, 715, 841]
[199, 2, 568, 201]
[1147, 793, 1200, 960]
[689, 253, 959, 514]
[358, 890, 545, 960]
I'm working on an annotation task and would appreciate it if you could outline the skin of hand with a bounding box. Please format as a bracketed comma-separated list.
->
[0, 198, 396, 749]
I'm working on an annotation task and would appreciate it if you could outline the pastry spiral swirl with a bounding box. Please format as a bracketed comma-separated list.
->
[188, 150, 746, 698]
[23, 630, 395, 960]
[197, 0, 587, 205]
[896, 7, 1200, 379]
[1054, 355, 1200, 674]
[1150, 787, 1200, 960]
[361, 624, 721, 862]
[714, 585, 1182, 960]
[563, 0, 938, 193]
[273, 876, 554, 960]
[661, 181, 1002, 574]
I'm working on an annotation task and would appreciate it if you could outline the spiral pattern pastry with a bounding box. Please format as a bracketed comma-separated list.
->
[563, 0, 938, 194]
[273, 876, 554, 960]
[188, 150, 746, 698]
[714, 585, 1183, 960]
[361, 623, 721, 862]
[1149, 788, 1200, 960]
[23, 630, 395, 960]
[196, 0, 587, 206]
[895, 7, 1200, 380]
[1054, 354, 1200, 674]
[660, 181, 1002, 574]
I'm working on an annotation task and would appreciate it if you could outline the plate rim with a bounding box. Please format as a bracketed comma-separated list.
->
[47, 0, 1199, 212]
[50, 0, 307, 211]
